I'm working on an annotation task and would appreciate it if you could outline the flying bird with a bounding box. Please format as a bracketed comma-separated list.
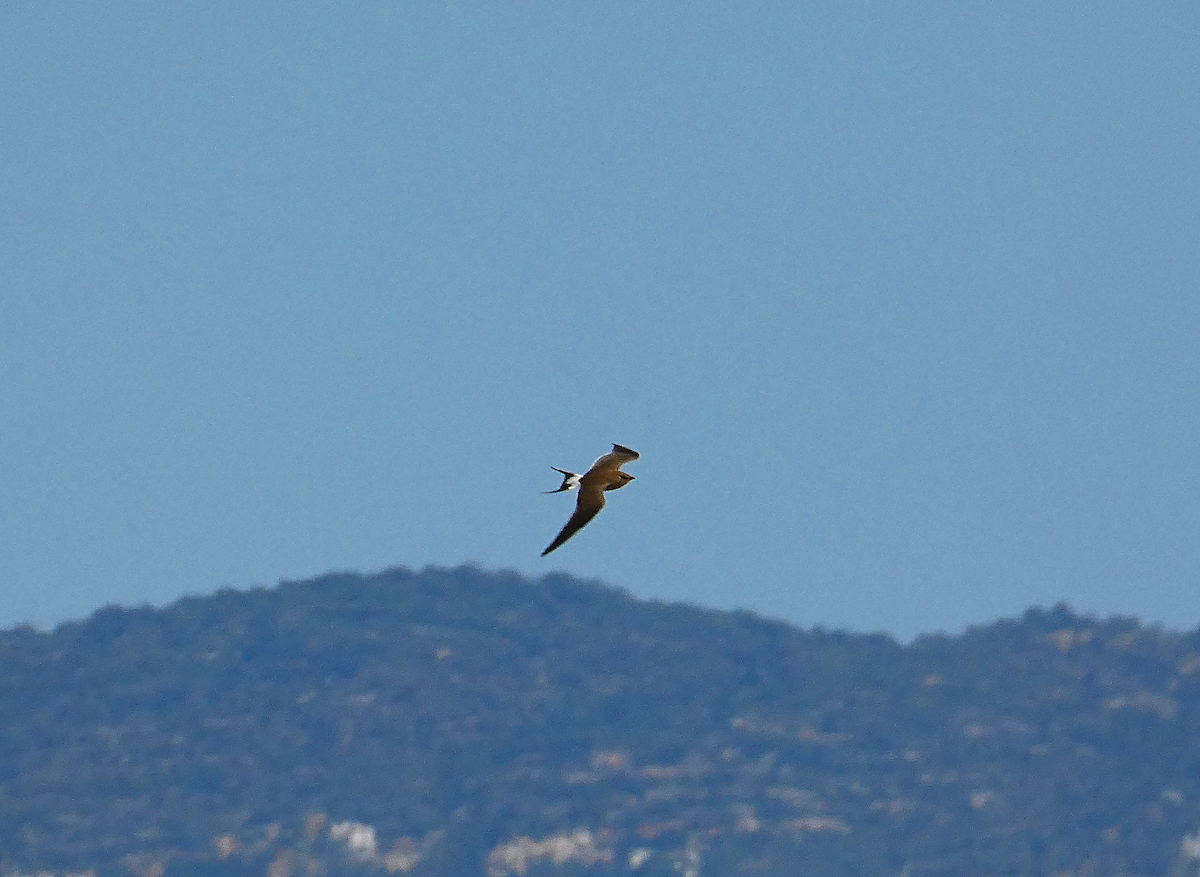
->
[541, 443, 639, 556]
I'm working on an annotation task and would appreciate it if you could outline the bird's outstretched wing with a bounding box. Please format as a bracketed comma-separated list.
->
[542, 483, 606, 555]
[588, 443, 640, 473]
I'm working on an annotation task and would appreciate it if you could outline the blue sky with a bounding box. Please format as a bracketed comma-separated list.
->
[3, 4, 1197, 640]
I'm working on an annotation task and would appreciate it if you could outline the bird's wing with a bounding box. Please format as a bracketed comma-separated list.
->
[588, 443, 640, 473]
[541, 483, 606, 555]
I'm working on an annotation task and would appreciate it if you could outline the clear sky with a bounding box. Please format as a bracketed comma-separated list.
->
[3, 4, 1198, 640]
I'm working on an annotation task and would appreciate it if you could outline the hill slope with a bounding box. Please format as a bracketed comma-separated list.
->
[2, 566, 1199, 876]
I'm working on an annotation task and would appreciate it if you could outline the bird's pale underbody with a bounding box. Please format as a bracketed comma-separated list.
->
[541, 443, 639, 556]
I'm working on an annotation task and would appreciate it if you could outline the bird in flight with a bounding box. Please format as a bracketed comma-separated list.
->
[541, 443, 640, 556]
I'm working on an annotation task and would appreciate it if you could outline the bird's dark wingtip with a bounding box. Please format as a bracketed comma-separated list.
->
[612, 443, 639, 457]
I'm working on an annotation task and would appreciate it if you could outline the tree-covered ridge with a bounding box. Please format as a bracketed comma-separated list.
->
[1, 566, 1199, 877]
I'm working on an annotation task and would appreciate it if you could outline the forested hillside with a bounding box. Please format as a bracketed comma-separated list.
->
[2, 566, 1199, 876]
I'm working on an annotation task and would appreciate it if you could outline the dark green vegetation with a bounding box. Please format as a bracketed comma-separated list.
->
[2, 566, 1200, 877]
